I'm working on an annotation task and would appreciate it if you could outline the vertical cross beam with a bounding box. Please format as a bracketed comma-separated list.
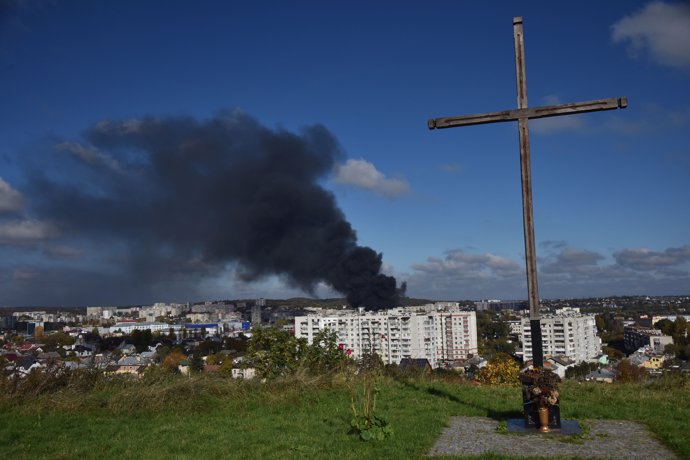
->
[513, 17, 544, 368]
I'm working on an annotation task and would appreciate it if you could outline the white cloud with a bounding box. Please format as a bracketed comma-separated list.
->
[0, 219, 59, 244]
[405, 244, 690, 300]
[612, 1, 690, 68]
[540, 248, 605, 274]
[412, 250, 522, 282]
[614, 246, 690, 271]
[332, 159, 410, 198]
[430, 250, 522, 276]
[0, 177, 25, 214]
[407, 250, 524, 300]
[56, 142, 122, 172]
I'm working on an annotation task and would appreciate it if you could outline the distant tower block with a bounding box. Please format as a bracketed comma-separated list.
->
[252, 298, 264, 326]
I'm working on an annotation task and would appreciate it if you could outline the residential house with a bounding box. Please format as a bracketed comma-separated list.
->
[544, 356, 576, 379]
[642, 356, 665, 370]
[585, 368, 615, 383]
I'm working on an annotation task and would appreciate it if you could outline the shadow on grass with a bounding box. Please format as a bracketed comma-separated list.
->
[399, 379, 523, 422]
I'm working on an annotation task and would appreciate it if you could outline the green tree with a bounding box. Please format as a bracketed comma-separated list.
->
[673, 317, 687, 337]
[476, 312, 514, 359]
[223, 336, 248, 353]
[655, 319, 675, 336]
[303, 328, 350, 373]
[42, 332, 76, 350]
[197, 339, 221, 356]
[155, 345, 171, 363]
[189, 354, 205, 373]
[602, 345, 624, 360]
[130, 329, 153, 353]
[664, 343, 676, 356]
[245, 327, 307, 378]
[565, 361, 599, 379]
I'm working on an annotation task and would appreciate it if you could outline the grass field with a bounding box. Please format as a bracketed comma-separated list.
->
[1, 372, 688, 459]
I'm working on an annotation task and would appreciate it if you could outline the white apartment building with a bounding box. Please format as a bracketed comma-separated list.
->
[521, 311, 601, 363]
[294, 307, 478, 368]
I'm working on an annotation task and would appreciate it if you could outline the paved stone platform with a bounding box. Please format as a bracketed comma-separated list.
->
[428, 417, 677, 459]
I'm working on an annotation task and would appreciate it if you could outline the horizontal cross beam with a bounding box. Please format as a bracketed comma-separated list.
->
[428, 97, 627, 130]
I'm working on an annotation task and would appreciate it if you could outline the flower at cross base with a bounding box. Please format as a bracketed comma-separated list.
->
[521, 367, 561, 408]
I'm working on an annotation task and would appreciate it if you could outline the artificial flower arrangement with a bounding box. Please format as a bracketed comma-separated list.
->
[520, 367, 561, 407]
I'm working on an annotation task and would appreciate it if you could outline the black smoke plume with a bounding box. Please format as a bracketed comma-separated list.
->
[27, 111, 401, 308]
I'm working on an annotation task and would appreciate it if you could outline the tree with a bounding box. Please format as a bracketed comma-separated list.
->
[601, 345, 624, 360]
[616, 359, 646, 383]
[130, 329, 153, 353]
[303, 328, 350, 373]
[655, 319, 675, 336]
[476, 312, 515, 359]
[673, 317, 687, 337]
[565, 361, 599, 379]
[596, 312, 624, 343]
[189, 354, 204, 373]
[664, 343, 676, 356]
[162, 350, 186, 372]
[41, 331, 76, 349]
[197, 339, 221, 356]
[223, 336, 248, 353]
[245, 327, 307, 378]
[155, 345, 171, 363]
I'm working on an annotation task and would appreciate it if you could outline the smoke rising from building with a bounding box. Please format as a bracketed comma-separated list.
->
[26, 111, 402, 308]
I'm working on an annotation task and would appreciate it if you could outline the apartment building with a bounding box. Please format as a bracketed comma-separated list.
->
[624, 326, 673, 354]
[294, 307, 478, 368]
[521, 311, 601, 363]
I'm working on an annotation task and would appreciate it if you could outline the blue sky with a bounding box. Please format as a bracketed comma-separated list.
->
[1, 1, 689, 306]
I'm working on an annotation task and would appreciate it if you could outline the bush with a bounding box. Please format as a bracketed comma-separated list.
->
[616, 359, 647, 383]
[475, 354, 520, 385]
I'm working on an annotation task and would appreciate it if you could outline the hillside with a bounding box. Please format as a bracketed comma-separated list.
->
[1, 372, 688, 459]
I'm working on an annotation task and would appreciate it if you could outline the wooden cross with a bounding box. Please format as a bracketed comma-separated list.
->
[428, 17, 627, 368]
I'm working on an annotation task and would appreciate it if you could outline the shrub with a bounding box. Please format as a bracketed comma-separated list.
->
[475, 354, 520, 385]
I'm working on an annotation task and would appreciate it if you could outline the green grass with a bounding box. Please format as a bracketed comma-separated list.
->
[0, 373, 688, 459]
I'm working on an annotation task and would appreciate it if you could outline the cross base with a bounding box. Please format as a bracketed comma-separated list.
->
[507, 418, 581, 435]
[522, 401, 561, 429]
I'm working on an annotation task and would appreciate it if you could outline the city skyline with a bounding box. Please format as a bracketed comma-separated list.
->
[1, 1, 689, 306]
